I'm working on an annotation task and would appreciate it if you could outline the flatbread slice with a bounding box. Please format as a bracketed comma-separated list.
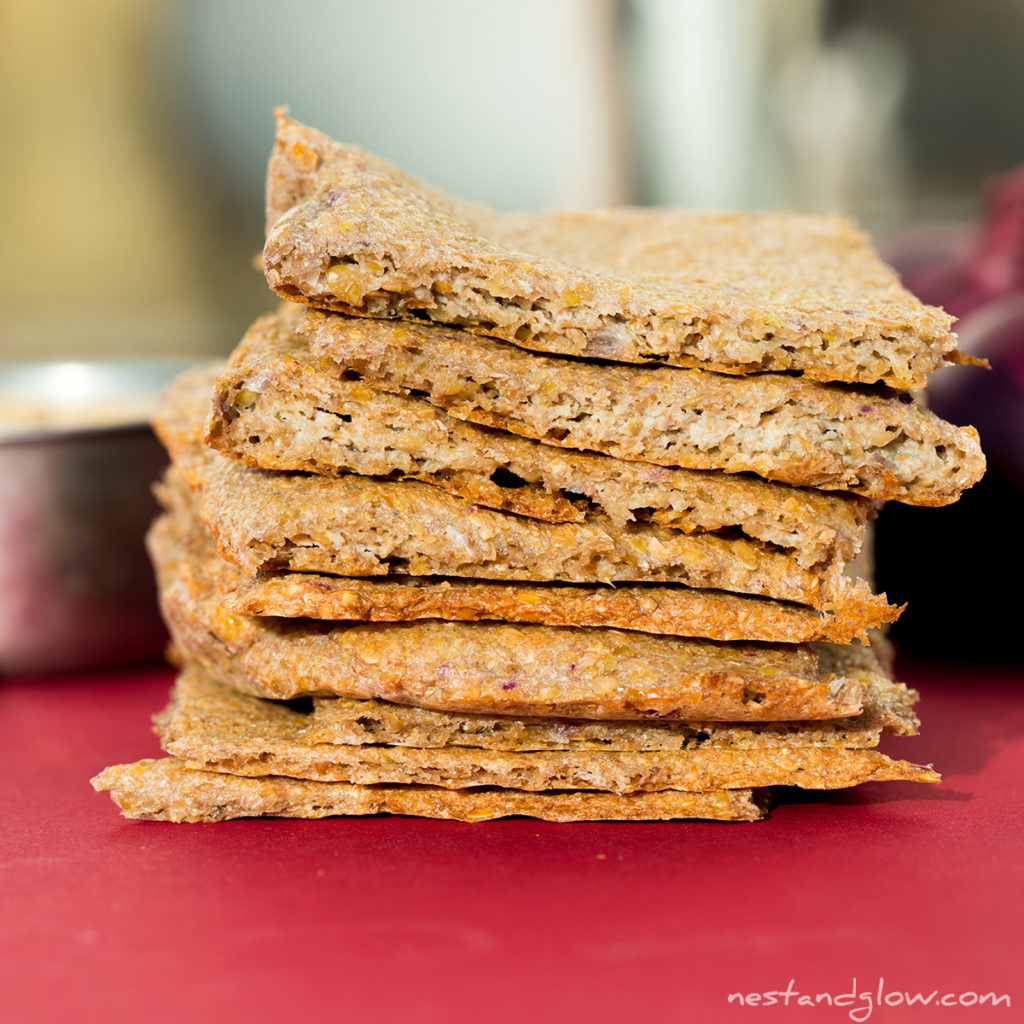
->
[157, 368, 895, 614]
[300, 310, 984, 507]
[207, 306, 876, 569]
[91, 759, 769, 822]
[157, 469, 896, 645]
[157, 491, 913, 741]
[153, 668, 938, 794]
[263, 110, 959, 389]
[225, 571, 898, 645]
[149, 512, 872, 721]
[168, 652, 918, 752]
[302, 656, 919, 749]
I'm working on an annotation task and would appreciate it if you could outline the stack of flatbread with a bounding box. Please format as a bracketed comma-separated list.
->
[93, 111, 985, 823]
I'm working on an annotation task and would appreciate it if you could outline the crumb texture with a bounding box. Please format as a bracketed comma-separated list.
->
[207, 307, 877, 569]
[148, 507, 878, 722]
[300, 310, 985, 507]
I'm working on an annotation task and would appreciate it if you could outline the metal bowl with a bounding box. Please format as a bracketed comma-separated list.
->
[0, 358, 198, 675]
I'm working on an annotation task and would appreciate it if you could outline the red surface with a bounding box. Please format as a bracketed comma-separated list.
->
[2, 661, 1022, 1024]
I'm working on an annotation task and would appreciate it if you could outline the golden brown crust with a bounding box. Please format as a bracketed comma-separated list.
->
[168, 657, 919, 753]
[153, 668, 938, 794]
[149, 509, 873, 722]
[91, 759, 770, 822]
[225, 571, 898, 645]
[159, 456, 898, 645]
[157, 488, 914, 737]
[304, 678, 917, 749]
[264, 111, 958, 389]
[300, 310, 985, 507]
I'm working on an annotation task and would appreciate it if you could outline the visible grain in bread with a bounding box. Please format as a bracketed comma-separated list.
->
[169, 656, 918, 752]
[207, 306, 877, 568]
[300, 310, 985, 507]
[156, 464, 896, 644]
[157, 365, 894, 614]
[153, 485, 913, 737]
[302, 656, 919, 749]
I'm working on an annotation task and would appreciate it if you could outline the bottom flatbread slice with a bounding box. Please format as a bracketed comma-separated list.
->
[91, 759, 768, 822]
[155, 669, 939, 794]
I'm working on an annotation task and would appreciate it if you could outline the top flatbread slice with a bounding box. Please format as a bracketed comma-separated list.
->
[264, 110, 960, 389]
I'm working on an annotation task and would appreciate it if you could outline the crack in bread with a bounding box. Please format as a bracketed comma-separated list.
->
[157, 364, 896, 615]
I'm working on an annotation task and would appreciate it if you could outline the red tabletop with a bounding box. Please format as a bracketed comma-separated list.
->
[2, 661, 1022, 1024]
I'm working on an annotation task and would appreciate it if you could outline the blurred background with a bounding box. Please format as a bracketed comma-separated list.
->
[1, 0, 1022, 662]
